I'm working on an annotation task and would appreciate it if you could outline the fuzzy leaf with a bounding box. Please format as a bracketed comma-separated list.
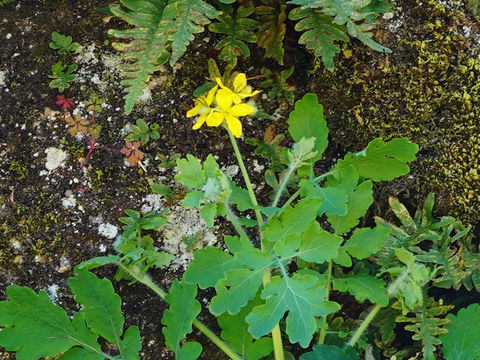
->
[440, 304, 480, 360]
[287, 93, 329, 161]
[209, 4, 258, 66]
[335, 138, 419, 182]
[256, 0, 287, 65]
[162, 280, 202, 360]
[218, 297, 273, 360]
[167, 0, 220, 65]
[184, 247, 244, 288]
[343, 224, 391, 259]
[246, 274, 340, 347]
[333, 274, 389, 306]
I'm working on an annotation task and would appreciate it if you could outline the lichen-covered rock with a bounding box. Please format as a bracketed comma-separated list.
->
[311, 0, 480, 225]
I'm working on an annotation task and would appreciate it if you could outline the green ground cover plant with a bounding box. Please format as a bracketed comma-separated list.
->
[1, 1, 479, 359]
[2, 73, 478, 359]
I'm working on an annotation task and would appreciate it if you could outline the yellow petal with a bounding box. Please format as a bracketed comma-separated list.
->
[192, 115, 207, 130]
[186, 104, 202, 117]
[206, 85, 218, 105]
[206, 111, 224, 127]
[215, 77, 226, 89]
[230, 103, 255, 117]
[226, 115, 242, 137]
[233, 73, 247, 93]
[216, 89, 234, 110]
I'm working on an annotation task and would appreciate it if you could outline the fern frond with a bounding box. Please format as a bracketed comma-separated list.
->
[209, 4, 259, 66]
[288, 0, 391, 68]
[289, 8, 348, 71]
[109, 0, 171, 114]
[256, 0, 287, 65]
[396, 297, 453, 360]
[167, 0, 220, 65]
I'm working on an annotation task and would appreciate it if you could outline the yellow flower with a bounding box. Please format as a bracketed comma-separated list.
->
[214, 88, 256, 138]
[186, 85, 218, 130]
[215, 73, 260, 104]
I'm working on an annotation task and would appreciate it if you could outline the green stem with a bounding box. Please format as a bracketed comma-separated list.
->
[225, 203, 250, 240]
[227, 129, 284, 360]
[192, 319, 244, 360]
[277, 169, 338, 214]
[347, 305, 381, 348]
[318, 260, 333, 344]
[117, 264, 243, 360]
[272, 163, 296, 208]
[227, 129, 263, 228]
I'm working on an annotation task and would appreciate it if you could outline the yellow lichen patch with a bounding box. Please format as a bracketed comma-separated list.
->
[310, 0, 480, 223]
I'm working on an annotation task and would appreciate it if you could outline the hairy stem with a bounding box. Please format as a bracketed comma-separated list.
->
[227, 129, 264, 228]
[117, 264, 243, 360]
[227, 129, 284, 360]
[224, 202, 250, 240]
[272, 163, 296, 208]
[347, 305, 381, 348]
[318, 260, 333, 344]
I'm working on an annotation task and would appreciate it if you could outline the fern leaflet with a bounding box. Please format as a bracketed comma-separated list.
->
[256, 0, 287, 65]
[289, 8, 348, 71]
[209, 4, 259, 66]
[166, 0, 220, 65]
[395, 297, 453, 360]
[109, 0, 171, 114]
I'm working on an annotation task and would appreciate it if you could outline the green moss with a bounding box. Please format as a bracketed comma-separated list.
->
[311, 0, 480, 223]
[8, 160, 29, 180]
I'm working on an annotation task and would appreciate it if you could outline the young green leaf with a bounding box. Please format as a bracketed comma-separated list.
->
[326, 165, 373, 234]
[343, 224, 391, 260]
[246, 274, 340, 347]
[296, 221, 343, 263]
[0, 271, 141, 360]
[0, 286, 101, 360]
[68, 270, 125, 345]
[49, 31, 80, 54]
[263, 198, 322, 244]
[162, 279, 202, 360]
[300, 180, 348, 216]
[183, 247, 245, 288]
[333, 274, 389, 306]
[218, 296, 273, 360]
[287, 93, 328, 161]
[335, 138, 419, 182]
[210, 247, 273, 315]
[108, 0, 171, 114]
[440, 303, 480, 360]
[175, 154, 206, 189]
